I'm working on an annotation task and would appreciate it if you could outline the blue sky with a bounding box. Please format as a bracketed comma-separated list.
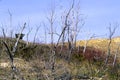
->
[80, 0, 120, 37]
[0, 0, 120, 43]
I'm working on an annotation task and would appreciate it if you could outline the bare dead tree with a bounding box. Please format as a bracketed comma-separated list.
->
[8, 10, 12, 28]
[26, 26, 32, 45]
[46, 3, 57, 75]
[74, 19, 84, 48]
[56, 0, 74, 47]
[1, 27, 6, 38]
[105, 23, 118, 65]
[2, 41, 14, 68]
[2, 23, 26, 80]
[8, 9, 13, 38]
[42, 22, 47, 44]
[83, 33, 106, 55]
[113, 43, 120, 67]
[83, 34, 95, 54]
[53, 0, 75, 63]
[2, 39, 24, 80]
[33, 25, 40, 43]
[66, 0, 75, 61]
[60, 14, 66, 46]
[47, 5, 56, 48]
[25, 20, 32, 45]
[70, 0, 83, 48]
[12, 23, 26, 55]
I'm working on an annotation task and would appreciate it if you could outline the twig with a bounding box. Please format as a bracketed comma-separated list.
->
[2, 40, 14, 68]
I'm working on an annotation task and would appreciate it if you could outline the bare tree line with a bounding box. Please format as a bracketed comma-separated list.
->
[0, 0, 120, 79]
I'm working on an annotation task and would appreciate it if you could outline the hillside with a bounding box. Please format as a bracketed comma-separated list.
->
[77, 37, 120, 53]
[0, 37, 120, 80]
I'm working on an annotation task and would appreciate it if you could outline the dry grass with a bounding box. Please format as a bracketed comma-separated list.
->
[77, 37, 120, 55]
[0, 37, 120, 80]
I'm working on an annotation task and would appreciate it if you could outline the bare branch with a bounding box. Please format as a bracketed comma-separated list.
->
[2, 40, 13, 64]
[56, 0, 74, 47]
[27, 27, 33, 45]
[113, 44, 120, 67]
[1, 27, 6, 38]
[47, 4, 56, 47]
[33, 25, 40, 43]
[105, 23, 118, 65]
[83, 34, 95, 53]
[12, 23, 26, 54]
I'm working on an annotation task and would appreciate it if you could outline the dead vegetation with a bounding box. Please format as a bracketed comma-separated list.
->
[0, 36, 120, 80]
[0, 0, 120, 80]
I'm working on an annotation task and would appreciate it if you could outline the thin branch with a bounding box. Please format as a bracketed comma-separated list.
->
[113, 43, 120, 67]
[33, 25, 40, 43]
[12, 23, 26, 55]
[2, 40, 13, 64]
[47, 5, 56, 47]
[1, 27, 6, 38]
[56, 0, 74, 47]
[105, 23, 118, 65]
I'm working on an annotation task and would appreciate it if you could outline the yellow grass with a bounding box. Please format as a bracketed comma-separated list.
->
[76, 37, 120, 52]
